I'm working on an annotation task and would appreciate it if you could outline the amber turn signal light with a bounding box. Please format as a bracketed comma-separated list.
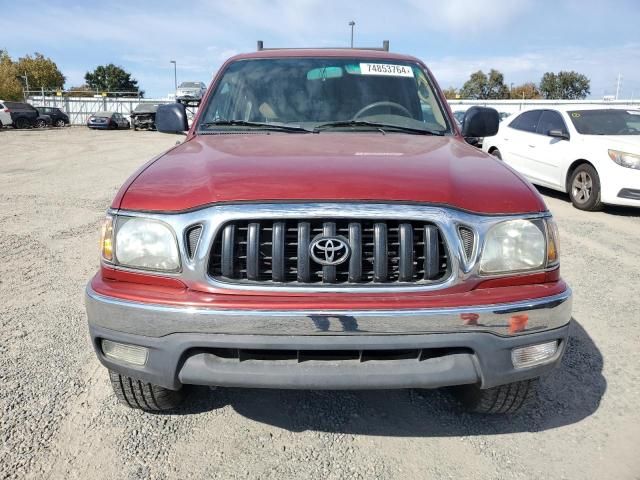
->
[101, 215, 114, 261]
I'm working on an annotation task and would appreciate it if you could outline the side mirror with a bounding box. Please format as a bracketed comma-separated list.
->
[548, 129, 569, 140]
[156, 103, 189, 134]
[461, 106, 500, 138]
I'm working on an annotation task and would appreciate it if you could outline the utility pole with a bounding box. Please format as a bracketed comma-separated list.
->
[349, 21, 355, 48]
[170, 60, 177, 92]
[615, 73, 622, 100]
[21, 73, 30, 100]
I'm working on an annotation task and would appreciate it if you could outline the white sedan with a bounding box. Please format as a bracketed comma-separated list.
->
[482, 105, 640, 210]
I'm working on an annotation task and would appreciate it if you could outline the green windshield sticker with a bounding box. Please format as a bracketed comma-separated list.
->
[306, 67, 343, 80]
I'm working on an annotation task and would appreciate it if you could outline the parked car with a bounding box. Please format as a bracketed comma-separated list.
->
[37, 107, 70, 127]
[483, 106, 640, 210]
[4, 101, 39, 129]
[87, 111, 130, 130]
[0, 100, 13, 127]
[130, 103, 159, 130]
[86, 46, 572, 414]
[175, 81, 207, 103]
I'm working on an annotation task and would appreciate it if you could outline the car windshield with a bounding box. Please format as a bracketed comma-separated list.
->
[568, 109, 640, 135]
[179, 82, 201, 88]
[197, 58, 451, 134]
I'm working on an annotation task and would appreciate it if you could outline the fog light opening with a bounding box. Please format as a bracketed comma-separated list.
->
[511, 340, 558, 369]
[102, 339, 148, 366]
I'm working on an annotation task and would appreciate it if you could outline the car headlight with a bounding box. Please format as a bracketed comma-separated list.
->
[101, 215, 180, 272]
[480, 218, 558, 274]
[608, 149, 640, 170]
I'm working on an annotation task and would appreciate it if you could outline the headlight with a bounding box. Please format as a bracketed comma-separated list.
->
[608, 149, 640, 170]
[110, 216, 180, 272]
[480, 219, 555, 274]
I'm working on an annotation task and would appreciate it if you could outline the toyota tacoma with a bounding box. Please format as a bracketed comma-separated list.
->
[86, 43, 572, 413]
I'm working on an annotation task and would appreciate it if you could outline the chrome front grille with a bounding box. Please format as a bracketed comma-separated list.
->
[208, 219, 449, 286]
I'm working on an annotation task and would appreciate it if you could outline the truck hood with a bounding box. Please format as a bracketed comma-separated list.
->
[115, 133, 546, 214]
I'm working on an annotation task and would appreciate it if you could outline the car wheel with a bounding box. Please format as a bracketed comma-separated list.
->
[450, 379, 538, 414]
[15, 118, 29, 129]
[55, 119, 66, 128]
[569, 163, 602, 211]
[35, 119, 47, 129]
[490, 148, 502, 160]
[108, 370, 185, 411]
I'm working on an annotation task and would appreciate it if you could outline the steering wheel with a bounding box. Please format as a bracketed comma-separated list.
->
[617, 127, 638, 134]
[353, 101, 412, 120]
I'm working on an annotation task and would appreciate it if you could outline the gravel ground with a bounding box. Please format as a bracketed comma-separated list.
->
[1, 127, 639, 480]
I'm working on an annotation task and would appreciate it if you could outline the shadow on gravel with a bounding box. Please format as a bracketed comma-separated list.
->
[537, 185, 640, 218]
[177, 320, 604, 436]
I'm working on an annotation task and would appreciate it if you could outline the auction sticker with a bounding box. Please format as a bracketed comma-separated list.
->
[360, 63, 414, 77]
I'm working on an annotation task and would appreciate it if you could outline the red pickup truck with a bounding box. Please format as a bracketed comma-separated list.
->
[86, 45, 572, 414]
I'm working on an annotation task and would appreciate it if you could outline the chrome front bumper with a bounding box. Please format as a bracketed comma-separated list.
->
[86, 286, 572, 390]
[85, 285, 572, 338]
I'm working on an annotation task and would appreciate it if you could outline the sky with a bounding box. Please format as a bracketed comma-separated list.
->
[2, 0, 640, 99]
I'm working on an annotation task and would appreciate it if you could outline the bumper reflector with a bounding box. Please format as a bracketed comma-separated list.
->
[102, 340, 148, 366]
[511, 340, 558, 369]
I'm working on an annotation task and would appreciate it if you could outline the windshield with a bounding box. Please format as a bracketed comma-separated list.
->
[568, 109, 640, 135]
[197, 58, 451, 134]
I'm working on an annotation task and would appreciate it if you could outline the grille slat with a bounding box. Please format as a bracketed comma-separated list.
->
[247, 222, 260, 280]
[373, 223, 388, 282]
[398, 223, 414, 282]
[209, 218, 448, 287]
[348, 222, 362, 282]
[423, 225, 440, 280]
[221, 224, 235, 277]
[297, 221, 311, 283]
[272, 221, 286, 282]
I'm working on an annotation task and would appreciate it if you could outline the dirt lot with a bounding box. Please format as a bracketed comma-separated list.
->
[1, 127, 639, 480]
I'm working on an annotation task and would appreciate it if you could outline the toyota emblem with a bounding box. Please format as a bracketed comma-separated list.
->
[309, 236, 351, 266]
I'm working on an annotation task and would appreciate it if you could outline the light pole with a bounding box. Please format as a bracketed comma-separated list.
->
[349, 21, 355, 48]
[170, 60, 177, 92]
[21, 74, 30, 100]
[510, 82, 514, 99]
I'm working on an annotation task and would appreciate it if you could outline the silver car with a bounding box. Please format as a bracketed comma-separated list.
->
[176, 81, 207, 103]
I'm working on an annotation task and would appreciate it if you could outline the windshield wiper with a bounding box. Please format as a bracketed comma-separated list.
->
[313, 120, 444, 136]
[199, 120, 311, 133]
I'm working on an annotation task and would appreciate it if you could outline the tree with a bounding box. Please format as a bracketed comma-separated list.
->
[442, 87, 459, 99]
[16, 52, 65, 91]
[540, 71, 590, 100]
[510, 82, 541, 99]
[85, 64, 142, 97]
[460, 69, 509, 100]
[0, 49, 23, 100]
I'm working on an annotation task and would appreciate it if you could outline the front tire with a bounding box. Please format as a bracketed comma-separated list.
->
[108, 370, 185, 411]
[569, 163, 602, 211]
[55, 119, 66, 128]
[450, 379, 538, 414]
